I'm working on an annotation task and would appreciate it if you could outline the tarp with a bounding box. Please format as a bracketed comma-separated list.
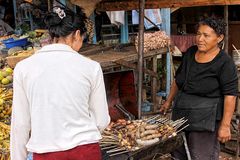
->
[70, 0, 101, 17]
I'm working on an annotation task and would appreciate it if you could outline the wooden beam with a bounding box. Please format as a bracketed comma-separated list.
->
[97, 0, 240, 11]
[151, 56, 158, 112]
[114, 59, 158, 78]
[138, 0, 145, 119]
[224, 5, 229, 53]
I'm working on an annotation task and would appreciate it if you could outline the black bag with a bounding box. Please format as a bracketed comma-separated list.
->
[172, 91, 219, 132]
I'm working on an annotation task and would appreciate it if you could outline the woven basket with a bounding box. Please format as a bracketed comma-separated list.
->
[0, 122, 10, 160]
[6, 55, 31, 68]
[0, 151, 9, 160]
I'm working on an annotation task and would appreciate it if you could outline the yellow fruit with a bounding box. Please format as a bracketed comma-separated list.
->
[1, 78, 9, 85]
[0, 99, 4, 105]
[6, 75, 13, 82]
[0, 74, 3, 81]
[5, 68, 13, 74]
[0, 113, 4, 117]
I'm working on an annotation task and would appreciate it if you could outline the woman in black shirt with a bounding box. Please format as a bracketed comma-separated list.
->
[160, 17, 238, 160]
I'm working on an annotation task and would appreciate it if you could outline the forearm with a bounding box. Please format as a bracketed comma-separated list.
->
[221, 95, 236, 127]
[10, 123, 30, 160]
[89, 66, 110, 131]
[166, 80, 179, 103]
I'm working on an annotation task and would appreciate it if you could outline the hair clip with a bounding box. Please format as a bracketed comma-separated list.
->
[54, 8, 66, 19]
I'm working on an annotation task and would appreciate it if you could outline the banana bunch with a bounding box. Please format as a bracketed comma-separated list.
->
[0, 122, 10, 160]
[0, 88, 13, 121]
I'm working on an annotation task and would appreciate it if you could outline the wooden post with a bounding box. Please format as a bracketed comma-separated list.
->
[161, 9, 171, 96]
[152, 56, 158, 112]
[120, 12, 129, 44]
[224, 5, 229, 53]
[138, 0, 145, 119]
[48, 0, 51, 11]
[12, 0, 17, 27]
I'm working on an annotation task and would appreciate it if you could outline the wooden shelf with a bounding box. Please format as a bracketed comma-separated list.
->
[85, 46, 168, 69]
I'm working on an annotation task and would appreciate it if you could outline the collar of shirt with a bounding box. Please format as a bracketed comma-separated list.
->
[38, 43, 76, 54]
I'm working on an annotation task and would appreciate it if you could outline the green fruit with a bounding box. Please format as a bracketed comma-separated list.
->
[0, 74, 4, 81]
[1, 78, 10, 85]
[8, 46, 23, 56]
[5, 67, 13, 74]
[6, 75, 13, 82]
[27, 47, 33, 50]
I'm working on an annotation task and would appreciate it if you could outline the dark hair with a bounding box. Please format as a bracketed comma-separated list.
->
[44, 7, 87, 39]
[197, 17, 226, 36]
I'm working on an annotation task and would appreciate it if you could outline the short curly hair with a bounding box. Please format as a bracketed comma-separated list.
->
[197, 17, 226, 36]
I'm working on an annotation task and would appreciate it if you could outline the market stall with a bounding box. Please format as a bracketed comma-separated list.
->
[3, 0, 240, 159]
[0, 0, 179, 159]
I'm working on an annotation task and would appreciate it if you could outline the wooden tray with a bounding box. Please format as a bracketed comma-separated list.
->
[6, 55, 31, 68]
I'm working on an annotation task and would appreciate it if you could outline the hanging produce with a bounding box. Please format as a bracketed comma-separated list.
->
[135, 31, 171, 53]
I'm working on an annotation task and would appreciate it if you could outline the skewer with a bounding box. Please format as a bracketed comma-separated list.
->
[174, 120, 188, 130]
[176, 124, 190, 134]
[172, 120, 187, 128]
[172, 120, 185, 127]
[100, 141, 119, 145]
[109, 150, 129, 157]
[100, 143, 115, 147]
[171, 117, 184, 123]
[171, 118, 186, 126]
[232, 44, 240, 56]
[101, 135, 118, 141]
[156, 118, 168, 124]
[170, 117, 185, 124]
[146, 115, 160, 123]
[101, 145, 118, 150]
[106, 147, 126, 153]
[157, 117, 168, 122]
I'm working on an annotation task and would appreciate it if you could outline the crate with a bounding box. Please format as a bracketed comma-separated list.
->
[3, 37, 28, 49]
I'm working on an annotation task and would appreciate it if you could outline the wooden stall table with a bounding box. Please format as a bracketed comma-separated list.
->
[80, 45, 168, 114]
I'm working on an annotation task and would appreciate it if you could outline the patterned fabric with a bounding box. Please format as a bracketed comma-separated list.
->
[171, 35, 196, 52]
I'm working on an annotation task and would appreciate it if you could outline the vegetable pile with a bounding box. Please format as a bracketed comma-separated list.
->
[135, 31, 170, 53]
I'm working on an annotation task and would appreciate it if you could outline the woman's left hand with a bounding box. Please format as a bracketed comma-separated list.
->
[217, 124, 231, 143]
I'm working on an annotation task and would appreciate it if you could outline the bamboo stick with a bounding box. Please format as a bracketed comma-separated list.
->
[109, 150, 129, 157]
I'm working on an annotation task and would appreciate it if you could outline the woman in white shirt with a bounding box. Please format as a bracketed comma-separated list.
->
[10, 6, 110, 160]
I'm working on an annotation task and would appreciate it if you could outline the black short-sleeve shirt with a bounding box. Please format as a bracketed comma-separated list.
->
[175, 46, 238, 120]
[175, 45, 238, 98]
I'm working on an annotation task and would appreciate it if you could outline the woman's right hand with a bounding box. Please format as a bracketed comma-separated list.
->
[159, 80, 178, 115]
[160, 100, 171, 114]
